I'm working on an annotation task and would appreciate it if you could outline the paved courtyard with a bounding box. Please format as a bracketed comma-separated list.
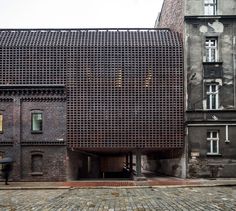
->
[0, 187, 235, 210]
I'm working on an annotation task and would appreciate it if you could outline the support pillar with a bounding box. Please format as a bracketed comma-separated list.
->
[129, 152, 133, 175]
[125, 154, 129, 170]
[136, 150, 142, 177]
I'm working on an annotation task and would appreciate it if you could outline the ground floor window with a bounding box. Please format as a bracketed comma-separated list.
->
[31, 154, 43, 174]
[207, 131, 219, 155]
[0, 153, 3, 171]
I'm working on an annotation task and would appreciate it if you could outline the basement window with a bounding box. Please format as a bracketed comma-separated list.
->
[204, 0, 217, 15]
[207, 131, 219, 155]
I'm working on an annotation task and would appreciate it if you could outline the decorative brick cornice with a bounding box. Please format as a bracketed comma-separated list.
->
[0, 141, 14, 146]
[21, 141, 66, 146]
[21, 97, 67, 102]
[0, 85, 66, 100]
[0, 98, 13, 102]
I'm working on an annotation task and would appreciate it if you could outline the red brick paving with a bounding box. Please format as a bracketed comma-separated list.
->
[63, 181, 135, 187]
[62, 178, 200, 187]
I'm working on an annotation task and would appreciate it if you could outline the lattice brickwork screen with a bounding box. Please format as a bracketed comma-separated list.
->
[0, 29, 184, 149]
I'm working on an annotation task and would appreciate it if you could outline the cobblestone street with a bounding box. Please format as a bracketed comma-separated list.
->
[0, 187, 235, 210]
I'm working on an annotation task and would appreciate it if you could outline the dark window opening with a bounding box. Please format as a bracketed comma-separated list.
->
[31, 154, 43, 174]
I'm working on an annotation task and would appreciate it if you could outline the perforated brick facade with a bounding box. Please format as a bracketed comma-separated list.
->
[0, 29, 184, 180]
[0, 29, 184, 151]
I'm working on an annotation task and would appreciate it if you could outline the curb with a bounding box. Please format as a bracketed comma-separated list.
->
[0, 186, 70, 190]
[0, 183, 235, 190]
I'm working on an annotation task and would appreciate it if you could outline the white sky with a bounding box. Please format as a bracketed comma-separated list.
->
[0, 0, 163, 28]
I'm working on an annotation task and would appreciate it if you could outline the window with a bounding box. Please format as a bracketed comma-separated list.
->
[205, 38, 218, 62]
[31, 154, 43, 173]
[206, 84, 219, 110]
[31, 113, 43, 133]
[207, 131, 219, 154]
[0, 114, 2, 133]
[204, 0, 217, 15]
[0, 153, 3, 171]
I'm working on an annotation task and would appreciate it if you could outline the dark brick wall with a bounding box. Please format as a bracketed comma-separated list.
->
[157, 0, 184, 35]
[21, 101, 66, 143]
[21, 146, 67, 181]
[0, 91, 67, 181]
[0, 101, 13, 142]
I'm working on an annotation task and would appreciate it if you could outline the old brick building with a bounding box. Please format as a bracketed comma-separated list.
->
[0, 29, 184, 181]
[158, 0, 236, 177]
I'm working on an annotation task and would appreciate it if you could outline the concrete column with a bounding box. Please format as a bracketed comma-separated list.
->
[125, 154, 129, 169]
[136, 151, 142, 177]
[129, 152, 133, 175]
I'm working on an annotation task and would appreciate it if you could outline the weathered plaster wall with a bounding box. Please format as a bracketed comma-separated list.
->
[188, 126, 236, 178]
[186, 20, 236, 110]
[185, 0, 236, 16]
[142, 151, 186, 178]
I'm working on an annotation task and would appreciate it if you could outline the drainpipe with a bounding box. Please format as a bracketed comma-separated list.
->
[225, 125, 230, 143]
[233, 36, 236, 108]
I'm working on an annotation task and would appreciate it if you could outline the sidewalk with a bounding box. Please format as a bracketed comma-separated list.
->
[0, 177, 236, 189]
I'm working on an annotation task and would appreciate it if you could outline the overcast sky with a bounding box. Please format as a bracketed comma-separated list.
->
[0, 0, 163, 28]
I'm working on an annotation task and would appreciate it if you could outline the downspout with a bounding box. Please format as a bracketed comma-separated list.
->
[225, 125, 230, 143]
[233, 36, 236, 108]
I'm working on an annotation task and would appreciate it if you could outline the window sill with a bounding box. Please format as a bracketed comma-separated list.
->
[206, 153, 222, 157]
[203, 61, 223, 65]
[31, 172, 43, 176]
[31, 131, 43, 134]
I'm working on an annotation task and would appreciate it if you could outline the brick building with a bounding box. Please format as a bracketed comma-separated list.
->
[0, 29, 184, 181]
[157, 0, 236, 177]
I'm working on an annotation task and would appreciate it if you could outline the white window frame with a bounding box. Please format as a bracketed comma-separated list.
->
[204, 0, 217, 15]
[205, 37, 218, 62]
[207, 131, 219, 155]
[206, 84, 219, 110]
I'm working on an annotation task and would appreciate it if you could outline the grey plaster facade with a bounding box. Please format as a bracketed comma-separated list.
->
[158, 0, 236, 178]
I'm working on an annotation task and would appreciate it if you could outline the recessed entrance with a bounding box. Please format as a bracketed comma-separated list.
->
[67, 150, 133, 180]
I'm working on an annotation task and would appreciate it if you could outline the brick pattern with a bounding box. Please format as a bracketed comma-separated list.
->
[0, 29, 184, 150]
[158, 0, 184, 35]
[0, 88, 67, 181]
[21, 146, 67, 181]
